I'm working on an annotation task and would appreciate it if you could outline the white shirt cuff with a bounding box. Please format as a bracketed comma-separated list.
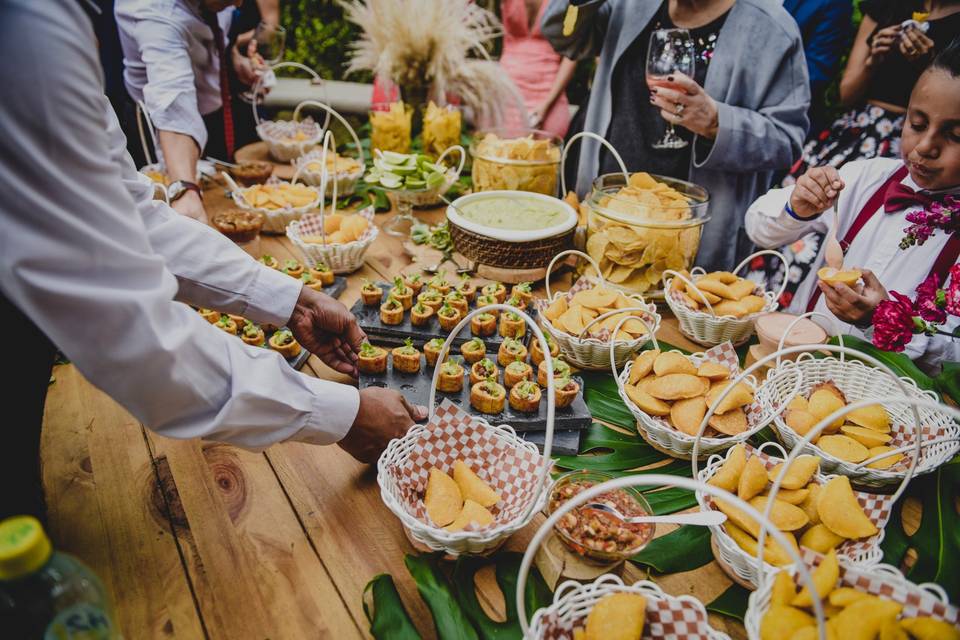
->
[246, 265, 302, 327]
[290, 381, 360, 445]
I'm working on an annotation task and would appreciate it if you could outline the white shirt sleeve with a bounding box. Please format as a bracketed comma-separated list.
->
[0, 0, 358, 450]
[134, 14, 209, 150]
[744, 183, 826, 248]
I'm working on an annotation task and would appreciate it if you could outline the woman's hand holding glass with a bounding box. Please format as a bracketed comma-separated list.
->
[648, 72, 720, 140]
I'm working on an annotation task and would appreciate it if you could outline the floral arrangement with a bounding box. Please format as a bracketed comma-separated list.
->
[872, 264, 960, 351]
[899, 195, 960, 249]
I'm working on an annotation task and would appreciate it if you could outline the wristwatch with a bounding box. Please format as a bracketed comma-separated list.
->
[168, 180, 203, 203]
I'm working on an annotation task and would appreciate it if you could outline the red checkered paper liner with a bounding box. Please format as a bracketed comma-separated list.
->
[533, 276, 656, 342]
[786, 548, 959, 625]
[296, 205, 375, 244]
[844, 421, 946, 474]
[705, 444, 894, 564]
[639, 342, 769, 438]
[537, 593, 716, 640]
[388, 399, 545, 531]
[295, 149, 364, 178]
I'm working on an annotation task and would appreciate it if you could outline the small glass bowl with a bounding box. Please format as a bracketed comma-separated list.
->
[547, 469, 655, 564]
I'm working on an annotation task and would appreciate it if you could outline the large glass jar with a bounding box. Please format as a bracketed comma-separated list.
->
[469, 127, 562, 195]
[582, 172, 710, 298]
[370, 101, 412, 154]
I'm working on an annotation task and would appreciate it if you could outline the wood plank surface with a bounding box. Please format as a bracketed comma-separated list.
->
[45, 147, 925, 640]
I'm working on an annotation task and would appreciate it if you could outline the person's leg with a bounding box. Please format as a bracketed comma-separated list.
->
[202, 108, 229, 162]
[0, 295, 56, 524]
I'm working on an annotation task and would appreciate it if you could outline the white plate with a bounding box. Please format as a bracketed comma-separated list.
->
[446, 191, 577, 243]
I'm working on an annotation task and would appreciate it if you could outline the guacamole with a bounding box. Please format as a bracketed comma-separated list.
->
[459, 197, 567, 231]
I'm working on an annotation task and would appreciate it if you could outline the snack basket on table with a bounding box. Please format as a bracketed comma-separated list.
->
[516, 474, 825, 639]
[691, 341, 933, 589]
[756, 312, 960, 488]
[134, 100, 213, 195]
[445, 192, 578, 271]
[662, 249, 789, 347]
[252, 62, 329, 161]
[559, 131, 629, 249]
[377, 306, 555, 556]
[371, 146, 465, 237]
[745, 553, 959, 640]
[534, 249, 660, 370]
[286, 133, 378, 273]
[224, 171, 321, 235]
[290, 101, 365, 197]
[614, 337, 778, 459]
[582, 172, 710, 300]
[469, 127, 563, 196]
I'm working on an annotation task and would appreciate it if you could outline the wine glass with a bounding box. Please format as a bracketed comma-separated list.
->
[240, 22, 286, 103]
[646, 28, 696, 150]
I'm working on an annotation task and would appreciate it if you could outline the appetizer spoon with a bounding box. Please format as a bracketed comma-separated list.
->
[206, 156, 241, 169]
[584, 503, 727, 527]
[823, 200, 844, 271]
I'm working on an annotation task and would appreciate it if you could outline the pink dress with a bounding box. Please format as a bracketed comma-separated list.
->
[499, 0, 571, 138]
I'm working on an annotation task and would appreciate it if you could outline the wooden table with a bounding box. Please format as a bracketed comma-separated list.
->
[38, 147, 748, 639]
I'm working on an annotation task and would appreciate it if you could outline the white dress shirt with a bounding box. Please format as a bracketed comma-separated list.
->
[115, 0, 232, 152]
[746, 157, 959, 373]
[0, 0, 359, 449]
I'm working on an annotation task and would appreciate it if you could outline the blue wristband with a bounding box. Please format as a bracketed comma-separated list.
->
[784, 200, 822, 221]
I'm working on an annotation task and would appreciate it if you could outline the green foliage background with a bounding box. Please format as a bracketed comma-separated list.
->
[281, 0, 370, 82]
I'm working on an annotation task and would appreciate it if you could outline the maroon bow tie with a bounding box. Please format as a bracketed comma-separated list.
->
[884, 181, 937, 213]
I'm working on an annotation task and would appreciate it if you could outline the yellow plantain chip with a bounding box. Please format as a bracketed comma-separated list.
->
[786, 409, 819, 436]
[899, 618, 960, 640]
[696, 278, 737, 300]
[727, 279, 757, 300]
[799, 482, 821, 525]
[832, 597, 902, 640]
[653, 351, 697, 376]
[771, 570, 798, 606]
[760, 606, 814, 640]
[625, 384, 671, 416]
[828, 587, 869, 608]
[817, 476, 878, 539]
[670, 396, 708, 436]
[766, 487, 810, 505]
[810, 389, 847, 432]
[709, 407, 749, 435]
[701, 271, 739, 284]
[818, 434, 869, 463]
[444, 499, 494, 532]
[571, 287, 619, 309]
[866, 446, 903, 470]
[712, 299, 750, 318]
[708, 443, 747, 491]
[628, 349, 660, 385]
[425, 467, 463, 527]
[544, 296, 568, 322]
[646, 373, 710, 400]
[558, 305, 586, 335]
[738, 455, 769, 501]
[706, 380, 754, 415]
[740, 294, 768, 314]
[452, 460, 501, 508]
[787, 395, 810, 412]
[847, 403, 891, 432]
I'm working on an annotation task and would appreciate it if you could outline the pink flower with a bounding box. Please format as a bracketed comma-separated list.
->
[872, 292, 917, 352]
[914, 273, 946, 324]
[947, 264, 960, 316]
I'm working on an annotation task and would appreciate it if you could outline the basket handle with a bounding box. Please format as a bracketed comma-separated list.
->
[662, 269, 716, 316]
[426, 304, 556, 526]
[291, 100, 366, 169]
[775, 311, 844, 367]
[560, 132, 628, 197]
[732, 249, 791, 306]
[515, 475, 825, 639]
[296, 130, 339, 245]
[578, 307, 658, 342]
[545, 249, 605, 301]
[435, 144, 467, 177]
[608, 315, 660, 387]
[758, 393, 940, 572]
[854, 435, 960, 469]
[135, 100, 159, 167]
[253, 62, 327, 130]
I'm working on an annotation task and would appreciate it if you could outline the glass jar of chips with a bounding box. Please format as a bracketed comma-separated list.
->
[583, 172, 710, 298]
[469, 127, 562, 196]
[370, 101, 413, 154]
[422, 101, 463, 162]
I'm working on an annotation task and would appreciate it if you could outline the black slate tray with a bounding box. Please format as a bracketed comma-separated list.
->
[520, 429, 582, 457]
[321, 276, 348, 299]
[351, 283, 536, 349]
[360, 354, 592, 437]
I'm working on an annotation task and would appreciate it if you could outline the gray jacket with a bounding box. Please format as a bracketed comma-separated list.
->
[542, 0, 811, 271]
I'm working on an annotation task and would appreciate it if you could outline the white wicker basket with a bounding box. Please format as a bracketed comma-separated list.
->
[663, 250, 789, 347]
[534, 250, 661, 370]
[756, 315, 960, 488]
[253, 63, 329, 161]
[290, 101, 365, 197]
[287, 208, 377, 274]
[696, 442, 896, 589]
[377, 306, 556, 556]
[227, 175, 321, 235]
[516, 475, 820, 639]
[615, 341, 776, 459]
[744, 553, 958, 640]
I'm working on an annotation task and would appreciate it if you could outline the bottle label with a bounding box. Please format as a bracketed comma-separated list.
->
[44, 603, 115, 640]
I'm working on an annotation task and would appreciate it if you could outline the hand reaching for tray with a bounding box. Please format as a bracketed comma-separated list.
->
[339, 387, 427, 463]
[288, 287, 366, 377]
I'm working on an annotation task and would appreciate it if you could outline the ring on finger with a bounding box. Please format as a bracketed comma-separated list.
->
[675, 103, 685, 116]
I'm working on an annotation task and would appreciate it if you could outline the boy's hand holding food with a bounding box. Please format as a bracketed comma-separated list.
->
[818, 270, 890, 327]
[788, 166, 845, 218]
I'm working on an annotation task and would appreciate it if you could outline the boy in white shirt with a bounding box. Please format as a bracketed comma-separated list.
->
[746, 39, 960, 373]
